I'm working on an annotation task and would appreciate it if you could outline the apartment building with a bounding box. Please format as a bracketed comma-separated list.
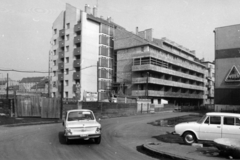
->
[50, 4, 124, 101]
[114, 27, 207, 106]
[201, 61, 215, 105]
[214, 24, 240, 111]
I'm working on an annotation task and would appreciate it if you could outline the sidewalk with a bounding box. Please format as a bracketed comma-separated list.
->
[143, 142, 228, 160]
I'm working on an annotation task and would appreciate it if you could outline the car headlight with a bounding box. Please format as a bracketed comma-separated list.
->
[65, 128, 72, 135]
[96, 127, 101, 133]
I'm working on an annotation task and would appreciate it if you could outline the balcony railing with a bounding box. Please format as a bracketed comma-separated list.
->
[131, 90, 204, 99]
[59, 51, 64, 59]
[74, 47, 81, 56]
[132, 64, 205, 83]
[59, 29, 65, 37]
[58, 74, 64, 81]
[59, 40, 64, 48]
[74, 24, 81, 32]
[58, 62, 64, 70]
[73, 60, 81, 68]
[74, 36, 81, 44]
[132, 77, 205, 91]
[73, 72, 80, 80]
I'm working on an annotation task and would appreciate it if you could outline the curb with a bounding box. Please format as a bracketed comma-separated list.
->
[142, 143, 194, 160]
[3, 120, 61, 127]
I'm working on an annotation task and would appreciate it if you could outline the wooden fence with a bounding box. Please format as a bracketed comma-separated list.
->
[15, 96, 60, 118]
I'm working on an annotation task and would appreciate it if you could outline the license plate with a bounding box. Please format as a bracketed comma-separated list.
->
[80, 134, 88, 137]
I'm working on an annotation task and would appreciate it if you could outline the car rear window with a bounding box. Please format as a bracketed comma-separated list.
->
[224, 117, 240, 126]
[67, 111, 94, 121]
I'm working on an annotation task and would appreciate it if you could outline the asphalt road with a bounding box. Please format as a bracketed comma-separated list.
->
[0, 112, 188, 160]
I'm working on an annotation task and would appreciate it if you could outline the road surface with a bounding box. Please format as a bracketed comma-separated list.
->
[0, 112, 187, 160]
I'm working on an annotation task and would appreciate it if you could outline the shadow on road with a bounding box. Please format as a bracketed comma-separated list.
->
[152, 132, 185, 145]
[58, 131, 95, 145]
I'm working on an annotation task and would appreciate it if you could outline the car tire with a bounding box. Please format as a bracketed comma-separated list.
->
[94, 136, 101, 144]
[183, 132, 196, 145]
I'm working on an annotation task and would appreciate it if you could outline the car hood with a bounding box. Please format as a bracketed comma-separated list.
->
[66, 121, 100, 128]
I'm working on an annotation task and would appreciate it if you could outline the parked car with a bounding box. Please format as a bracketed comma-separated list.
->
[62, 109, 101, 144]
[174, 112, 240, 145]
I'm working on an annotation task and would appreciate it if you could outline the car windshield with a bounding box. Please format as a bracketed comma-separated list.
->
[67, 111, 94, 121]
[197, 114, 207, 124]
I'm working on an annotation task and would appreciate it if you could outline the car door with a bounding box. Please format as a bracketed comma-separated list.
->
[222, 116, 240, 139]
[199, 115, 222, 140]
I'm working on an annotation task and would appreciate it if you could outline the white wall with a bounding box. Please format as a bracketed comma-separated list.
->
[80, 12, 99, 100]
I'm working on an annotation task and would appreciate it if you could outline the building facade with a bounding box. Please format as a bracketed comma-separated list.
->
[50, 4, 124, 101]
[201, 61, 215, 105]
[19, 77, 45, 92]
[214, 24, 240, 111]
[114, 27, 208, 106]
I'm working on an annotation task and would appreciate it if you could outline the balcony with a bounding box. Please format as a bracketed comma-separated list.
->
[132, 77, 205, 91]
[59, 51, 64, 59]
[58, 62, 64, 70]
[73, 59, 81, 68]
[74, 36, 81, 44]
[74, 47, 81, 56]
[59, 29, 65, 37]
[73, 72, 80, 80]
[74, 24, 81, 32]
[132, 90, 204, 99]
[132, 64, 205, 83]
[73, 84, 76, 92]
[59, 40, 64, 48]
[58, 74, 64, 81]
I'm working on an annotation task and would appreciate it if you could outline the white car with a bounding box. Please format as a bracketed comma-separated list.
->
[62, 109, 101, 144]
[174, 112, 240, 145]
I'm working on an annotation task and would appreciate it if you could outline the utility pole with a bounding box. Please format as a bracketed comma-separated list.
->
[48, 51, 51, 98]
[6, 73, 8, 100]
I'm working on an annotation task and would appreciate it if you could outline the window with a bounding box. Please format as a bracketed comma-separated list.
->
[52, 92, 56, 97]
[53, 71, 56, 76]
[66, 23, 70, 29]
[224, 117, 234, 125]
[53, 81, 56, 87]
[205, 116, 221, 125]
[54, 29, 57, 34]
[65, 92, 68, 98]
[53, 60, 56, 66]
[66, 57, 69, 63]
[66, 46, 69, 52]
[65, 80, 69, 86]
[54, 39, 56, 45]
[53, 50, 56, 55]
[66, 35, 69, 41]
[65, 69, 69, 75]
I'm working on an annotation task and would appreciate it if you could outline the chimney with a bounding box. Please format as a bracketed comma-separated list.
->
[84, 4, 88, 12]
[107, 16, 111, 23]
[136, 27, 138, 35]
[93, 6, 97, 17]
[87, 5, 91, 14]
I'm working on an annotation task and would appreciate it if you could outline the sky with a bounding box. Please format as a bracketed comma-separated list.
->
[0, 0, 240, 81]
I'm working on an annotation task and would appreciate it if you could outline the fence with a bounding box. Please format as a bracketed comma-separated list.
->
[15, 96, 60, 118]
[80, 102, 138, 118]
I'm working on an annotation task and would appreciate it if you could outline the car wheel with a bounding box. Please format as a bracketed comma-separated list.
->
[183, 132, 196, 145]
[95, 136, 101, 144]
